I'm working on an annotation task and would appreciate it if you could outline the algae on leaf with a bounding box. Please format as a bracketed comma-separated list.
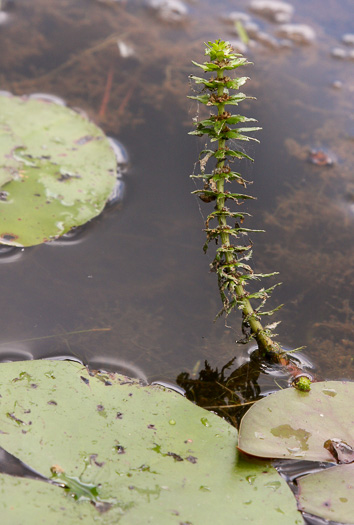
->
[0, 94, 117, 247]
[0, 360, 303, 524]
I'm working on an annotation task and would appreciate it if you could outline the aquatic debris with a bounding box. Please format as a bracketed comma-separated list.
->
[242, 21, 261, 39]
[99, 67, 114, 118]
[276, 24, 316, 45]
[117, 41, 135, 58]
[228, 20, 289, 51]
[331, 33, 354, 60]
[323, 438, 354, 464]
[252, 30, 280, 49]
[96, 0, 125, 4]
[342, 33, 354, 46]
[0, 11, 9, 25]
[222, 11, 251, 24]
[331, 47, 354, 60]
[249, 0, 294, 24]
[148, 0, 188, 22]
[0, 0, 12, 26]
[308, 149, 334, 167]
[227, 39, 248, 55]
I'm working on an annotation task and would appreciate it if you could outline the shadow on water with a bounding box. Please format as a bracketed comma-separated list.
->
[0, 0, 352, 388]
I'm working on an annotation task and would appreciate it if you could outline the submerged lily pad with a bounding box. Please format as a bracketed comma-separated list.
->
[238, 381, 354, 462]
[0, 94, 117, 246]
[0, 360, 303, 524]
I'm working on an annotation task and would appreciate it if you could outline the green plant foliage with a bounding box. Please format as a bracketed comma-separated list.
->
[189, 40, 284, 358]
[292, 375, 312, 392]
[238, 381, 354, 524]
[0, 94, 117, 247]
[0, 360, 303, 524]
[297, 464, 354, 523]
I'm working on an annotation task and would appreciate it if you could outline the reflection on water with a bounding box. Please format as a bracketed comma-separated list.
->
[0, 0, 352, 388]
[176, 348, 315, 427]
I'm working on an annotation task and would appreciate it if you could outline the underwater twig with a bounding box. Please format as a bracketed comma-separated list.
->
[203, 400, 256, 409]
[189, 40, 285, 360]
[99, 66, 114, 117]
[0, 328, 111, 347]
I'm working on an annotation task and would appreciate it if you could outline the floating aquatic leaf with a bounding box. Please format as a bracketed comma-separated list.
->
[0, 360, 303, 524]
[0, 94, 117, 247]
[238, 381, 354, 462]
[238, 381, 354, 523]
[297, 463, 354, 523]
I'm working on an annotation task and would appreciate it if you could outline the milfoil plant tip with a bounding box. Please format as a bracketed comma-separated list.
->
[188, 39, 287, 361]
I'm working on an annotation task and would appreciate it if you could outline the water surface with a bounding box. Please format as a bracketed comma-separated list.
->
[0, 0, 352, 385]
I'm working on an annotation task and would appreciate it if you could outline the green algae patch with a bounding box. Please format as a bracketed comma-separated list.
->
[0, 360, 303, 524]
[0, 94, 117, 246]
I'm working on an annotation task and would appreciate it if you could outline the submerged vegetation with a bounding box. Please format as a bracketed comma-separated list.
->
[189, 40, 285, 360]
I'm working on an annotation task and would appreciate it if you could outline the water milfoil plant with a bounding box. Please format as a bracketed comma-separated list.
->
[189, 40, 284, 359]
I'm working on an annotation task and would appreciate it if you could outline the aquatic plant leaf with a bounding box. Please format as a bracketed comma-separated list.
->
[0, 94, 117, 247]
[0, 360, 303, 524]
[0, 474, 120, 523]
[238, 381, 354, 462]
[297, 463, 354, 523]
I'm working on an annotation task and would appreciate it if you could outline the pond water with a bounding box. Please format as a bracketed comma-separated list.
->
[0, 0, 353, 394]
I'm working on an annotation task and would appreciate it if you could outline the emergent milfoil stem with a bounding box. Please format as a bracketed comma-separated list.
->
[190, 40, 284, 359]
[216, 69, 280, 358]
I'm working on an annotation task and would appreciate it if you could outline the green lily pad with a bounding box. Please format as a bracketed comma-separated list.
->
[238, 381, 354, 462]
[238, 381, 354, 523]
[0, 94, 117, 246]
[0, 360, 303, 524]
[297, 463, 354, 523]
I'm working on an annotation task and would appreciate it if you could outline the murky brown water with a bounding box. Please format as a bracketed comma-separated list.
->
[0, 0, 353, 387]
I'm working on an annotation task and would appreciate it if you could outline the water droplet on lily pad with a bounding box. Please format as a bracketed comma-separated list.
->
[322, 389, 337, 397]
